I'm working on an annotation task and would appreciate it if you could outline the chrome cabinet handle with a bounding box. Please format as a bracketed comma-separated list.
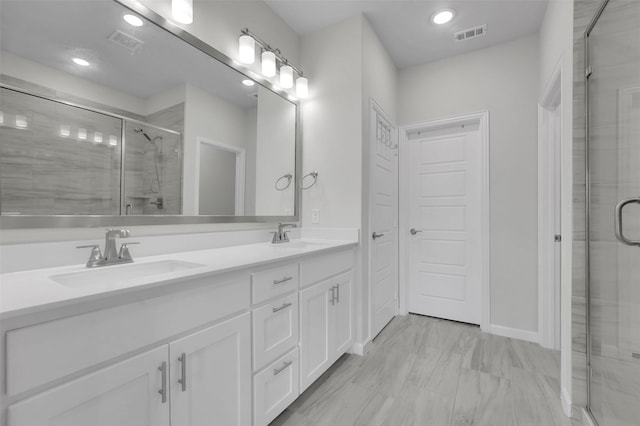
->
[273, 360, 293, 375]
[178, 352, 187, 392]
[336, 283, 340, 303]
[273, 302, 292, 313]
[410, 228, 422, 235]
[158, 361, 167, 403]
[273, 276, 293, 285]
[615, 197, 640, 247]
[372, 232, 385, 240]
[330, 286, 336, 305]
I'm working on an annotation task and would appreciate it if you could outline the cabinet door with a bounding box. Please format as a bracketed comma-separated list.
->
[299, 280, 333, 391]
[169, 313, 251, 426]
[8, 346, 170, 426]
[253, 347, 299, 426]
[331, 271, 354, 360]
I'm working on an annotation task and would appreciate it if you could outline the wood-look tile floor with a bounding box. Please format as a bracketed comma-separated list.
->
[271, 314, 581, 426]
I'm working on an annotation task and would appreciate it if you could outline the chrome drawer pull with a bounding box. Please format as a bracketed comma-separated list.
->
[273, 276, 293, 285]
[273, 302, 292, 313]
[273, 360, 293, 375]
[158, 361, 167, 403]
[178, 352, 187, 392]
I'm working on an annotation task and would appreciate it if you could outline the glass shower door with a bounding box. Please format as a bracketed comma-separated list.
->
[586, 0, 640, 424]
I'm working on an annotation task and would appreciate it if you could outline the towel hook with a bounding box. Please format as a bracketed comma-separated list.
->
[275, 173, 293, 191]
[300, 171, 319, 190]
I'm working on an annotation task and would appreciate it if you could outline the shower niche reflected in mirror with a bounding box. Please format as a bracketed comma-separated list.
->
[0, 0, 298, 224]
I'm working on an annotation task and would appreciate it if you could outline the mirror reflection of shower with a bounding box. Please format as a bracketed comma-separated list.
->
[134, 128, 164, 210]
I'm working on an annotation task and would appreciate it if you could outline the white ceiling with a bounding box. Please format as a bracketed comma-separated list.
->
[264, 0, 550, 69]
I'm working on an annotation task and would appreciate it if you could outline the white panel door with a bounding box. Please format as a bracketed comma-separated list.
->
[299, 280, 332, 391]
[408, 125, 482, 324]
[170, 313, 251, 426]
[369, 104, 398, 339]
[7, 346, 170, 426]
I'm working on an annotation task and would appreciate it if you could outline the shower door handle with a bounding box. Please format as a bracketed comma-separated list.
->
[614, 197, 640, 247]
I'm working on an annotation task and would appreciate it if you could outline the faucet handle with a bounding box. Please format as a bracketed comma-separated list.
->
[77, 245, 103, 267]
[118, 242, 139, 261]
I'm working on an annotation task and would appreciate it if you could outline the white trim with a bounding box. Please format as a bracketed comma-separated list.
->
[398, 111, 490, 332]
[349, 340, 372, 356]
[367, 99, 399, 341]
[561, 388, 573, 418]
[538, 60, 563, 351]
[488, 324, 539, 343]
[194, 136, 246, 216]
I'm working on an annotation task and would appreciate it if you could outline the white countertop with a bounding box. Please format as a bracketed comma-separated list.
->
[0, 238, 357, 320]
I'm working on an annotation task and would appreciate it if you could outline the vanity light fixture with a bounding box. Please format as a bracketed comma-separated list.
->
[172, 0, 193, 24]
[238, 35, 255, 64]
[280, 64, 293, 89]
[242, 79, 255, 87]
[60, 125, 71, 137]
[72, 57, 90, 67]
[432, 9, 455, 25]
[94, 131, 103, 143]
[296, 76, 308, 99]
[15, 115, 27, 129]
[123, 14, 144, 27]
[238, 28, 309, 98]
[77, 128, 87, 140]
[261, 51, 276, 77]
[109, 135, 118, 146]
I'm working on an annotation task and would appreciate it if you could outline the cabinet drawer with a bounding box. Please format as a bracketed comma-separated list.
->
[252, 293, 299, 371]
[6, 272, 250, 397]
[253, 347, 299, 426]
[300, 249, 353, 288]
[252, 263, 299, 305]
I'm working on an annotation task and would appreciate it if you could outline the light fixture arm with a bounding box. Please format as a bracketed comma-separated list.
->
[240, 28, 305, 77]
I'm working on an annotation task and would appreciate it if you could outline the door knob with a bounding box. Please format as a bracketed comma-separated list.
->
[372, 232, 385, 240]
[410, 228, 422, 235]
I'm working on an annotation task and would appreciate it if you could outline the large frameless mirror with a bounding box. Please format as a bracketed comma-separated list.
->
[0, 0, 299, 228]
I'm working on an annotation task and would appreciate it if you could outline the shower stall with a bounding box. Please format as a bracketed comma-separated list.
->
[0, 86, 183, 216]
[584, 0, 640, 424]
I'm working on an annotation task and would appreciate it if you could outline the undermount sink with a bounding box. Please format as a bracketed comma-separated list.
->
[51, 260, 206, 288]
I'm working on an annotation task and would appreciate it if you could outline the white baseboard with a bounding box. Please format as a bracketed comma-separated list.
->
[488, 324, 539, 344]
[561, 388, 572, 418]
[350, 339, 371, 356]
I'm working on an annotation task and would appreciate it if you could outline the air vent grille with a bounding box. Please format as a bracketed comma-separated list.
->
[454, 25, 487, 42]
[107, 29, 144, 53]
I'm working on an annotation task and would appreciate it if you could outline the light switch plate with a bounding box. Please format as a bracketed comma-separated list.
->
[311, 209, 320, 224]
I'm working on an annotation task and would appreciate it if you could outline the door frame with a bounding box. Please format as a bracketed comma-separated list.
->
[367, 99, 399, 342]
[398, 111, 490, 332]
[194, 136, 246, 215]
[538, 61, 563, 351]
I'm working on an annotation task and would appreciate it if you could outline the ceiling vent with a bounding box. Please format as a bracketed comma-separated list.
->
[107, 29, 144, 53]
[454, 25, 487, 42]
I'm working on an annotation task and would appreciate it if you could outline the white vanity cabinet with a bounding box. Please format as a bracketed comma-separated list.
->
[170, 313, 251, 426]
[299, 260, 354, 392]
[7, 346, 170, 426]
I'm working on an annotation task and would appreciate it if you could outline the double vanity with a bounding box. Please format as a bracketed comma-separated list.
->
[0, 233, 358, 426]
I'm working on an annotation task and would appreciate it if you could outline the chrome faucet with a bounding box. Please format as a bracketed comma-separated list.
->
[77, 229, 138, 268]
[271, 223, 296, 244]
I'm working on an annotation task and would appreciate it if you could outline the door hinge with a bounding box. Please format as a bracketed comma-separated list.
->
[586, 65, 593, 78]
[554, 235, 562, 242]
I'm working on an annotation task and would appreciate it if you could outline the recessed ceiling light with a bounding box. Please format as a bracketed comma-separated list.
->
[123, 14, 144, 27]
[72, 57, 90, 67]
[242, 79, 255, 87]
[432, 9, 455, 25]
